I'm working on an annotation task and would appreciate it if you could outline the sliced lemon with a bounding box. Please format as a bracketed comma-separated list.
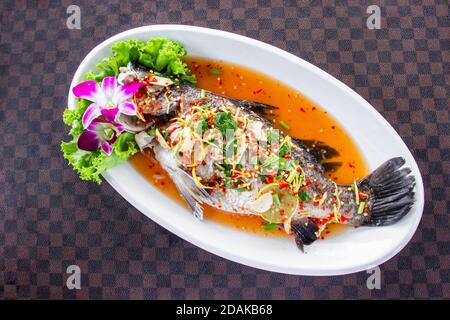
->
[257, 185, 299, 224]
[248, 192, 273, 213]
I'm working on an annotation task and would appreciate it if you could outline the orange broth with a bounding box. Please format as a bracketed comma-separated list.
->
[129, 57, 368, 237]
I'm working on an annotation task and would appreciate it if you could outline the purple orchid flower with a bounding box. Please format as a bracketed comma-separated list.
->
[72, 76, 143, 129]
[77, 118, 125, 155]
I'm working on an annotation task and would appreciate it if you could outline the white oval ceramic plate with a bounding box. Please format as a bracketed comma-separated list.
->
[68, 25, 424, 276]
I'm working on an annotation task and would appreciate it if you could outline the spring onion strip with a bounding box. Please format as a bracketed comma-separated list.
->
[332, 182, 342, 223]
[208, 68, 223, 75]
[286, 169, 296, 183]
[358, 201, 366, 214]
[262, 155, 279, 168]
[279, 120, 290, 130]
[353, 179, 359, 204]
[272, 193, 281, 206]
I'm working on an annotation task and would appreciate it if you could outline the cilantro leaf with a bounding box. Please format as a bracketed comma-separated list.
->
[214, 112, 237, 136]
[85, 38, 196, 84]
[61, 133, 138, 184]
[298, 191, 310, 202]
[263, 221, 279, 231]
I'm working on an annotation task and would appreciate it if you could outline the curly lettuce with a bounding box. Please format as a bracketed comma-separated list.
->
[62, 100, 138, 183]
[62, 38, 194, 183]
[61, 131, 138, 184]
[84, 38, 196, 83]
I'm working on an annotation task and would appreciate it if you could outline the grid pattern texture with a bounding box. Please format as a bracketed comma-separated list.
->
[0, 0, 449, 299]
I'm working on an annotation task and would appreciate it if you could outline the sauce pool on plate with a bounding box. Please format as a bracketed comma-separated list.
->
[129, 57, 368, 237]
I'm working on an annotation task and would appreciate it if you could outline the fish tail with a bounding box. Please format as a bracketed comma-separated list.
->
[358, 157, 415, 226]
[291, 157, 415, 251]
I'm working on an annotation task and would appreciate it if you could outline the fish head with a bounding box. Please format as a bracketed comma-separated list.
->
[119, 62, 178, 118]
[132, 73, 178, 119]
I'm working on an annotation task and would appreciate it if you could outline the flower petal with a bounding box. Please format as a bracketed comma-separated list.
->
[100, 141, 113, 155]
[101, 107, 119, 122]
[77, 130, 100, 152]
[107, 132, 118, 145]
[102, 76, 117, 100]
[112, 121, 125, 133]
[82, 104, 101, 129]
[73, 80, 102, 103]
[118, 101, 137, 116]
[113, 81, 143, 104]
[88, 118, 107, 127]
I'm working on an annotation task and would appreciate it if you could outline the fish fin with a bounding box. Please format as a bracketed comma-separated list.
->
[166, 167, 210, 220]
[322, 161, 343, 173]
[291, 217, 319, 251]
[358, 157, 415, 226]
[292, 139, 340, 161]
[155, 112, 177, 125]
[232, 99, 278, 117]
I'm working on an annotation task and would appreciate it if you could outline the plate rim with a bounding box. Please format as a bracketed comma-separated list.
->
[68, 24, 425, 276]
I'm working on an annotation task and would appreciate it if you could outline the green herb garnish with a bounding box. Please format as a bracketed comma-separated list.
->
[272, 193, 281, 207]
[267, 129, 280, 145]
[208, 68, 223, 76]
[279, 143, 291, 157]
[279, 120, 290, 131]
[357, 201, 366, 214]
[214, 112, 237, 135]
[195, 118, 209, 134]
[214, 163, 232, 177]
[286, 170, 296, 183]
[263, 221, 279, 231]
[85, 38, 196, 84]
[262, 155, 279, 169]
[61, 132, 138, 184]
[298, 191, 310, 202]
[62, 38, 197, 184]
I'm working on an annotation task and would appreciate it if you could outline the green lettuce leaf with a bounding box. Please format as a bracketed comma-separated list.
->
[61, 132, 138, 184]
[62, 37, 194, 183]
[61, 99, 139, 183]
[85, 38, 195, 84]
[63, 99, 90, 138]
[113, 132, 138, 159]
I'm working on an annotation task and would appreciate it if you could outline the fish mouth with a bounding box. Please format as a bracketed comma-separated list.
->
[118, 61, 177, 119]
[115, 113, 155, 133]
[114, 79, 177, 143]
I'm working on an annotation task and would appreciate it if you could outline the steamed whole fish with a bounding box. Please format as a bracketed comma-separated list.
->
[120, 64, 416, 250]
